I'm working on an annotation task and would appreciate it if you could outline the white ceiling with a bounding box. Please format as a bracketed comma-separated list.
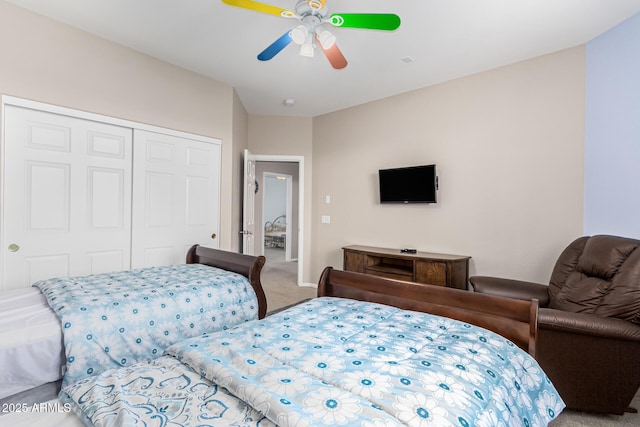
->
[8, 0, 640, 117]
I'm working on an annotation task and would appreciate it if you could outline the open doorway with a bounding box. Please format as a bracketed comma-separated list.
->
[242, 151, 314, 311]
[254, 161, 299, 273]
[242, 151, 303, 283]
[262, 172, 293, 262]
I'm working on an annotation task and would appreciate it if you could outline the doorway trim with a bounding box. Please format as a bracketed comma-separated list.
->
[251, 154, 304, 287]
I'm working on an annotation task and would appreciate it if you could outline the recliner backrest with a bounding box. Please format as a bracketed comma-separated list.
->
[548, 235, 640, 324]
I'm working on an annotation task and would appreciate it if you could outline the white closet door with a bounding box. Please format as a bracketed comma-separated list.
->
[131, 130, 221, 268]
[2, 106, 133, 290]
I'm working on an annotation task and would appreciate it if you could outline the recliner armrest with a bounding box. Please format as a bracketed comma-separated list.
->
[469, 276, 550, 307]
[539, 308, 640, 341]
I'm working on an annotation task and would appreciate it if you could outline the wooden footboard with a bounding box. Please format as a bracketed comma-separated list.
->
[318, 267, 538, 356]
[186, 245, 267, 319]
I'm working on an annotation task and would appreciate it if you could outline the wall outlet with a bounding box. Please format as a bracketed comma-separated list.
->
[321, 215, 331, 224]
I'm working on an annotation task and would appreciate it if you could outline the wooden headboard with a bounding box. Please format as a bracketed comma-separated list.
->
[318, 267, 538, 356]
[186, 245, 267, 319]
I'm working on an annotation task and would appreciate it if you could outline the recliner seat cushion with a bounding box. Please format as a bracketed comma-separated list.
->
[549, 235, 640, 324]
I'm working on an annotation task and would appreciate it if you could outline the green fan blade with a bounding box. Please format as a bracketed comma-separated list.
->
[329, 13, 401, 31]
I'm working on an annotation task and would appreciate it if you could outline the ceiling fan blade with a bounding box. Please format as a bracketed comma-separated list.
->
[329, 13, 401, 31]
[258, 31, 293, 61]
[221, 0, 295, 18]
[318, 40, 348, 70]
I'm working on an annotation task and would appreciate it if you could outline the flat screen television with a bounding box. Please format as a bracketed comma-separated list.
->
[379, 164, 437, 204]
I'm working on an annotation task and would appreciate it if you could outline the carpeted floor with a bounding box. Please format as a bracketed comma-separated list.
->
[261, 247, 316, 313]
[550, 392, 640, 426]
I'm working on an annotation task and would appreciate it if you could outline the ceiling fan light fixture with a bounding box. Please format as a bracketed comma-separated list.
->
[291, 25, 308, 45]
[299, 42, 315, 57]
[307, 0, 326, 10]
[315, 27, 336, 49]
[299, 31, 315, 57]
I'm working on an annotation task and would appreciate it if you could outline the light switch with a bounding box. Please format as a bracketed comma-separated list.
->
[325, 195, 331, 204]
[321, 215, 331, 224]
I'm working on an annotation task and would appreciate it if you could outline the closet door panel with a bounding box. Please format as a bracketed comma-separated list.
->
[145, 172, 175, 227]
[142, 247, 175, 267]
[87, 250, 125, 275]
[2, 105, 133, 290]
[131, 130, 221, 268]
[88, 167, 126, 229]
[24, 254, 70, 287]
[186, 176, 209, 226]
[27, 162, 70, 231]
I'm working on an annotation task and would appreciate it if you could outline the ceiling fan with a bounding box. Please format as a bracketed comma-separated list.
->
[221, 0, 401, 69]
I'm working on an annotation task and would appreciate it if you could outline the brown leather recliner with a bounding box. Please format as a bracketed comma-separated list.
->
[470, 235, 640, 414]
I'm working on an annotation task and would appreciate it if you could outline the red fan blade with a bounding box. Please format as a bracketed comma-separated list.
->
[318, 40, 347, 70]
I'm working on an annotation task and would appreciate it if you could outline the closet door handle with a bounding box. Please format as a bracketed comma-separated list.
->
[8, 243, 20, 252]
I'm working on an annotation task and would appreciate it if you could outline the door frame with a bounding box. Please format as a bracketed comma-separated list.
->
[247, 153, 305, 287]
[1, 96, 221, 144]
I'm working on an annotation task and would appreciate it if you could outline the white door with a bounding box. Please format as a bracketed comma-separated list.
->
[131, 130, 221, 267]
[242, 149, 256, 255]
[2, 105, 133, 290]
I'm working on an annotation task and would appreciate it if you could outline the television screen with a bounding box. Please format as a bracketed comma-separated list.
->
[379, 164, 437, 204]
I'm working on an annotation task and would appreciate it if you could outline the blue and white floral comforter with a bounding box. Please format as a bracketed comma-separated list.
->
[35, 263, 259, 388]
[62, 297, 564, 426]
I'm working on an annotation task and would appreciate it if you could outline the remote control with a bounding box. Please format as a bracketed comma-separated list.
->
[401, 248, 417, 253]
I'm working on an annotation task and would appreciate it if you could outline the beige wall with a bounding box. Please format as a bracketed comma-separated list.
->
[248, 115, 313, 283]
[0, 0, 241, 249]
[311, 47, 585, 285]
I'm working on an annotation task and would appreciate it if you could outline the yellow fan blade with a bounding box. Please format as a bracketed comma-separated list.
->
[222, 0, 295, 18]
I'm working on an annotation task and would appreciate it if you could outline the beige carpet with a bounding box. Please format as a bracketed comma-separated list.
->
[260, 247, 640, 425]
[550, 391, 640, 426]
[261, 247, 316, 313]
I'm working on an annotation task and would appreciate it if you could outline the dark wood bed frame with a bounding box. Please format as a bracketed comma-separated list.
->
[318, 267, 538, 356]
[186, 244, 267, 319]
[184, 248, 535, 353]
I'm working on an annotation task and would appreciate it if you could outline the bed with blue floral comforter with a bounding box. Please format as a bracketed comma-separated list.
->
[34, 263, 259, 389]
[61, 297, 564, 426]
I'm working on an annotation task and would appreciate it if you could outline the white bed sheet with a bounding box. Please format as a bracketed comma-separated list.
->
[0, 288, 64, 399]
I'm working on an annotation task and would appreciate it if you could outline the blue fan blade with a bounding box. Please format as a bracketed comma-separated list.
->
[258, 31, 293, 61]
